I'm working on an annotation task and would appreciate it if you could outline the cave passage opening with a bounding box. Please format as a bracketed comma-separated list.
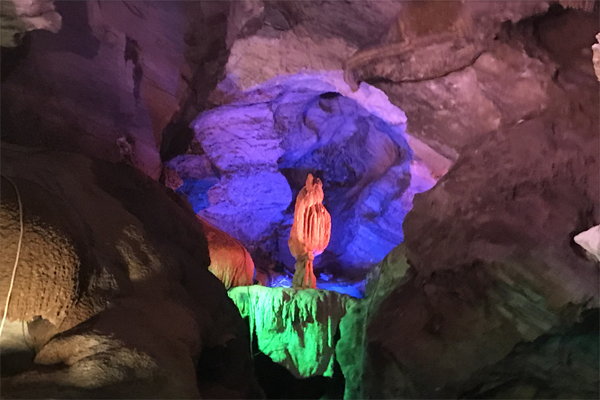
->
[169, 71, 451, 297]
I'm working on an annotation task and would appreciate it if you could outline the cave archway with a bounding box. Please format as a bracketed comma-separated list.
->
[168, 71, 451, 297]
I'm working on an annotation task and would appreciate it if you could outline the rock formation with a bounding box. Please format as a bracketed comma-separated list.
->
[288, 174, 331, 289]
[184, 73, 429, 280]
[228, 285, 356, 378]
[1, 0, 599, 398]
[1, 1, 230, 179]
[338, 7, 600, 397]
[593, 33, 600, 81]
[0, 144, 261, 398]
[0, 0, 61, 47]
[459, 308, 599, 399]
[199, 217, 255, 289]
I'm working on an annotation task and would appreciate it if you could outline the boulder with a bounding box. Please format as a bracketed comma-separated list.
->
[0, 144, 261, 398]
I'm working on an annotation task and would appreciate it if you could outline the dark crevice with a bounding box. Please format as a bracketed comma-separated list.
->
[33, 0, 100, 59]
[124, 36, 143, 104]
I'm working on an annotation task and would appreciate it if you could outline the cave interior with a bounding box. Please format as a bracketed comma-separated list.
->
[0, 0, 599, 399]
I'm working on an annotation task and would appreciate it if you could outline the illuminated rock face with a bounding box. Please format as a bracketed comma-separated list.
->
[288, 174, 331, 289]
[228, 286, 357, 379]
[0, 0, 62, 47]
[199, 217, 255, 289]
[186, 76, 419, 278]
[574, 225, 600, 262]
[593, 33, 600, 81]
[0, 1, 230, 180]
[0, 145, 261, 399]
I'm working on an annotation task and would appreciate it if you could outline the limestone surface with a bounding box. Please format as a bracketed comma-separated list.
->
[0, 145, 261, 399]
[228, 285, 357, 379]
[199, 217, 255, 289]
[185, 75, 420, 277]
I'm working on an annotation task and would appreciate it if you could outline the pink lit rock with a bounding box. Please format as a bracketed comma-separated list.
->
[574, 225, 600, 262]
[593, 33, 600, 81]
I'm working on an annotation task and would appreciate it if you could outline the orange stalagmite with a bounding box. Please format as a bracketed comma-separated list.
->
[288, 174, 331, 289]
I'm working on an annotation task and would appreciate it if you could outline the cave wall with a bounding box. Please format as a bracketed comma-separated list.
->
[1, 0, 229, 179]
[1, 1, 599, 398]
[338, 5, 600, 399]
[0, 144, 262, 398]
[183, 76, 416, 274]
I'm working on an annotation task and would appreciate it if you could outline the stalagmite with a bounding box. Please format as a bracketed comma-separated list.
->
[288, 174, 331, 289]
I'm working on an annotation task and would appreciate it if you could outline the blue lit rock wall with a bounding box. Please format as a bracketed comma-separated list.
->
[171, 74, 419, 276]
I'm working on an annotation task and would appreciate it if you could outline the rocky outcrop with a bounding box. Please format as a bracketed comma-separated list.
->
[342, 1, 550, 91]
[593, 33, 600, 81]
[0, 0, 61, 47]
[335, 245, 413, 399]
[368, 33, 555, 160]
[347, 16, 600, 397]
[228, 286, 357, 379]
[0, 144, 261, 398]
[1, 1, 230, 179]
[199, 217, 255, 289]
[460, 309, 599, 399]
[346, 3, 598, 160]
[222, 0, 403, 92]
[183, 74, 423, 278]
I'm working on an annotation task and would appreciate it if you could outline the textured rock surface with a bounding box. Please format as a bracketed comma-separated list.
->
[0, 0, 61, 47]
[199, 217, 255, 289]
[335, 245, 412, 399]
[1, 1, 229, 179]
[226, 30, 356, 92]
[593, 33, 600, 80]
[222, 0, 403, 92]
[353, 4, 598, 160]
[198, 171, 293, 247]
[228, 286, 357, 379]
[351, 14, 600, 397]
[460, 309, 599, 399]
[0, 145, 261, 398]
[1, 175, 79, 328]
[185, 74, 424, 277]
[574, 225, 600, 262]
[373, 38, 554, 160]
[343, 1, 550, 91]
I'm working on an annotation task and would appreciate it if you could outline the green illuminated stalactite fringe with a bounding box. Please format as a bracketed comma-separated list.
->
[228, 286, 357, 380]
